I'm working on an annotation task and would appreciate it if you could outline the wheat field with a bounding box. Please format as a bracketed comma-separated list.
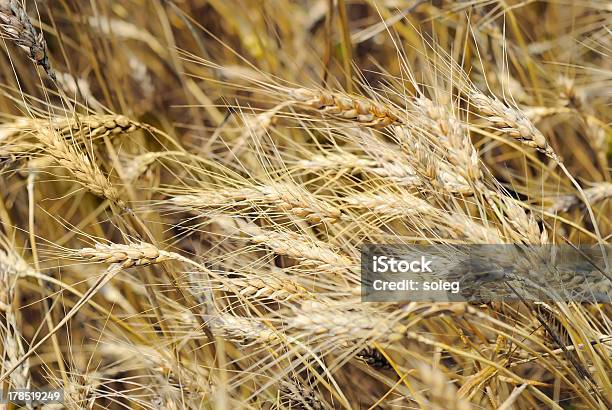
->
[0, 0, 611, 409]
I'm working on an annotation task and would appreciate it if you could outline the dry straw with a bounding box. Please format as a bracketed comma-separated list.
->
[0, 243, 33, 394]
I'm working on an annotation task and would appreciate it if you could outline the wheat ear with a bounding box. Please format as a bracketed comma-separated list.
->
[297, 150, 420, 186]
[76, 241, 175, 268]
[169, 184, 341, 223]
[3, 114, 142, 141]
[342, 191, 439, 218]
[289, 88, 401, 127]
[413, 97, 482, 182]
[288, 302, 406, 344]
[549, 182, 612, 213]
[205, 314, 280, 346]
[0, 0, 54, 78]
[216, 271, 313, 302]
[36, 127, 124, 207]
[469, 91, 555, 157]
[244, 227, 355, 273]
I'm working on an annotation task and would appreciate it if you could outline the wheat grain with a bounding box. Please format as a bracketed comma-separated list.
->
[58, 114, 140, 138]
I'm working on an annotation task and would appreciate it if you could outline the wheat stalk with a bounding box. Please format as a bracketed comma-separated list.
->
[0, 0, 54, 78]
